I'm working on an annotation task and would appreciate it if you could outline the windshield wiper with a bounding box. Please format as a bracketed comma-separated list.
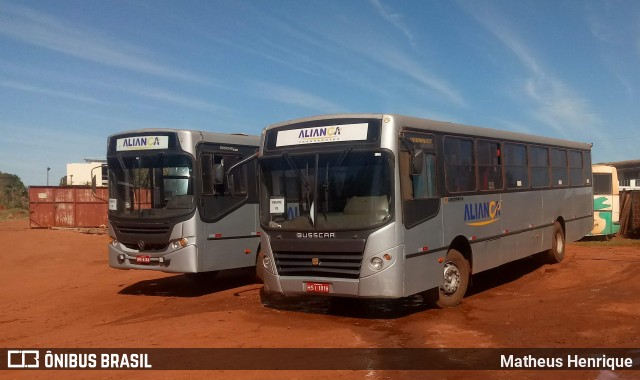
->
[116, 154, 134, 188]
[302, 161, 314, 227]
[322, 147, 350, 221]
[282, 153, 314, 228]
[322, 161, 329, 221]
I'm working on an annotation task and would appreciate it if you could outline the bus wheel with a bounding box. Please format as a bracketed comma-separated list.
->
[436, 249, 470, 308]
[546, 221, 565, 263]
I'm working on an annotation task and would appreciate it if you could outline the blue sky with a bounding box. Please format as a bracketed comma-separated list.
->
[1, 0, 639, 186]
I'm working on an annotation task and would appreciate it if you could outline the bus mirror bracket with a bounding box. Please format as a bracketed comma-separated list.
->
[90, 164, 108, 202]
[225, 151, 259, 197]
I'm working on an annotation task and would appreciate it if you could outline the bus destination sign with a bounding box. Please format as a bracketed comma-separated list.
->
[276, 123, 369, 147]
[116, 136, 169, 151]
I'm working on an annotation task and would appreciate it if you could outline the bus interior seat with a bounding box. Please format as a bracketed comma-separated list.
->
[344, 195, 389, 215]
[166, 195, 195, 209]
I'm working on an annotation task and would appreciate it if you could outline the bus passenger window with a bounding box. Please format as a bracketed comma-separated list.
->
[445, 137, 476, 193]
[412, 153, 437, 199]
[530, 146, 550, 188]
[504, 143, 529, 189]
[477, 140, 503, 191]
[551, 148, 568, 187]
[568, 150, 584, 186]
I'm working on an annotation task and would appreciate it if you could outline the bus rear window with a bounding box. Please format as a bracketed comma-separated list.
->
[593, 173, 612, 195]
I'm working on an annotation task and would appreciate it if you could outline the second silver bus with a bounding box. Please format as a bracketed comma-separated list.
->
[106, 129, 261, 279]
[256, 114, 593, 307]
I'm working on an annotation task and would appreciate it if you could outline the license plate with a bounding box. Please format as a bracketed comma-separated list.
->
[305, 282, 330, 293]
[135, 255, 151, 264]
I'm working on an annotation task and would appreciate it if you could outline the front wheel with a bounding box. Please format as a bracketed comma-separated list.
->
[436, 249, 470, 308]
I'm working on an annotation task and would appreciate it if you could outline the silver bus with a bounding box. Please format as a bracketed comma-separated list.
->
[256, 114, 593, 307]
[106, 129, 261, 278]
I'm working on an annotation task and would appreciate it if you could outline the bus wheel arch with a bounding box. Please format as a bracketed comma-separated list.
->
[248, 243, 262, 283]
[436, 237, 472, 308]
[449, 235, 473, 272]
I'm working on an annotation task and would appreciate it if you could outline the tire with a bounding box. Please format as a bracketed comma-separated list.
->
[546, 221, 565, 263]
[436, 249, 470, 308]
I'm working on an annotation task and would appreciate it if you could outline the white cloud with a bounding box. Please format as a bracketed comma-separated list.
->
[0, 3, 210, 84]
[116, 84, 232, 114]
[462, 2, 604, 139]
[250, 81, 346, 113]
[0, 79, 107, 104]
[369, 0, 415, 43]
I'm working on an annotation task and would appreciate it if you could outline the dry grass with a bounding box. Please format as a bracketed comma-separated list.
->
[0, 208, 28, 221]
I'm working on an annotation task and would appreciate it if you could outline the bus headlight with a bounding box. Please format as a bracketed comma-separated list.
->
[262, 253, 271, 269]
[171, 238, 188, 250]
[370, 257, 384, 271]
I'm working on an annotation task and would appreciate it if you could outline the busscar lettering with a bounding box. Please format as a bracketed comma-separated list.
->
[296, 232, 336, 239]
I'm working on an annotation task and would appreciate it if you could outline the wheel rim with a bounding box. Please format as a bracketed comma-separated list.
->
[556, 231, 564, 253]
[441, 261, 461, 295]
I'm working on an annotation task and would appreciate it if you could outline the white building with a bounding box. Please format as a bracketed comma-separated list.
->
[66, 159, 107, 186]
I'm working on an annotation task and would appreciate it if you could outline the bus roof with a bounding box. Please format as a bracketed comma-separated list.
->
[265, 113, 592, 151]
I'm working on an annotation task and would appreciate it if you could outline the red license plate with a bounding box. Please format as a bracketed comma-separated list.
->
[305, 282, 330, 293]
[136, 255, 151, 264]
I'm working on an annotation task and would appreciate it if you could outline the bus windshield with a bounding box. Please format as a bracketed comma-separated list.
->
[260, 149, 393, 230]
[107, 153, 195, 219]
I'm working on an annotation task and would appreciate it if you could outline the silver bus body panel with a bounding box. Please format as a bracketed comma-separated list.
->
[108, 204, 259, 273]
[200, 203, 260, 271]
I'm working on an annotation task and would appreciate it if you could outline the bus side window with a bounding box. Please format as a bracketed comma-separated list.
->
[201, 153, 247, 196]
[568, 150, 584, 186]
[551, 148, 568, 187]
[411, 152, 438, 199]
[530, 146, 550, 188]
[444, 137, 476, 193]
[214, 155, 247, 196]
[201, 153, 215, 195]
[504, 143, 529, 189]
[477, 140, 503, 191]
[400, 147, 440, 228]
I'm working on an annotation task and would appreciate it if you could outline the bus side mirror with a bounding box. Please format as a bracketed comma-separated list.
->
[410, 150, 424, 175]
[213, 163, 224, 185]
[91, 175, 97, 195]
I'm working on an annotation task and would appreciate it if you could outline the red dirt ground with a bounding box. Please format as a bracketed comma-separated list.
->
[1, 218, 639, 379]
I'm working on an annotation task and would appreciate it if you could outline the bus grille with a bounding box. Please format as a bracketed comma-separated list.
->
[113, 224, 172, 251]
[273, 251, 363, 279]
[115, 225, 171, 235]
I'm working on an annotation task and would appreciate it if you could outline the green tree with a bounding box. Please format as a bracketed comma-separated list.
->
[0, 171, 28, 209]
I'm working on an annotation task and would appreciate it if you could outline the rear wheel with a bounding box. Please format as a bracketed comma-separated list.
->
[546, 221, 565, 263]
[436, 249, 470, 308]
